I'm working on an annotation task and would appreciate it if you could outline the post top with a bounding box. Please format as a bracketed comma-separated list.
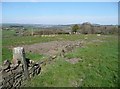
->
[13, 47, 25, 54]
[13, 47, 24, 50]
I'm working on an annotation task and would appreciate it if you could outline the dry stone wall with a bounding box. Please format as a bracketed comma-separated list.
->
[0, 60, 41, 89]
[0, 47, 41, 89]
[0, 43, 82, 89]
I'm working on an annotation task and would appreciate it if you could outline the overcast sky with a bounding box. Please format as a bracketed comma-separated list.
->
[2, 2, 118, 25]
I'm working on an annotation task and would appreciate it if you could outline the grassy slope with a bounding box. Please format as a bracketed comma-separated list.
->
[25, 35, 118, 87]
[2, 30, 118, 87]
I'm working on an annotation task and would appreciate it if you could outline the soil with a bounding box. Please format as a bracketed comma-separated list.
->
[22, 38, 103, 56]
[65, 58, 82, 64]
[22, 40, 84, 56]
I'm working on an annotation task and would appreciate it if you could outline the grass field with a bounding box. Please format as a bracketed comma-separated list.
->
[24, 35, 118, 87]
[2, 30, 118, 87]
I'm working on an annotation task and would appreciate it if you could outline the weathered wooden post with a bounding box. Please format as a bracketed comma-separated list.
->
[12, 47, 29, 79]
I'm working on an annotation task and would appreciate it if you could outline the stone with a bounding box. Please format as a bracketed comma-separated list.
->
[3, 60, 11, 70]
[15, 74, 22, 79]
[97, 34, 101, 36]
[52, 55, 57, 59]
[36, 67, 41, 75]
[10, 64, 19, 70]
[12, 47, 29, 80]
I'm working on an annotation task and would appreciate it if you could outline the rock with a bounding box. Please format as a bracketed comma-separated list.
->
[97, 34, 101, 36]
[52, 55, 57, 59]
[29, 60, 35, 64]
[3, 60, 11, 70]
[10, 64, 19, 70]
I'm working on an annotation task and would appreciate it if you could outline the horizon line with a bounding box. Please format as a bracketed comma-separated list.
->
[1, 22, 118, 25]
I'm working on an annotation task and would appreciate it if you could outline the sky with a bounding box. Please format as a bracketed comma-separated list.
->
[1, 0, 120, 2]
[2, 2, 118, 25]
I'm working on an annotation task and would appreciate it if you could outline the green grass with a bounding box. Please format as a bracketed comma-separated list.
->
[2, 30, 98, 62]
[2, 30, 16, 37]
[25, 35, 118, 87]
[2, 30, 118, 87]
[2, 34, 85, 47]
[26, 52, 46, 62]
[2, 47, 12, 62]
[2, 47, 45, 62]
[2, 30, 110, 47]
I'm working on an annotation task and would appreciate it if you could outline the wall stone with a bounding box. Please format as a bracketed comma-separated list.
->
[0, 43, 82, 88]
[0, 59, 41, 89]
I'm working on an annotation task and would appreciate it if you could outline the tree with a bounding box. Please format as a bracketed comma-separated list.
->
[72, 24, 79, 33]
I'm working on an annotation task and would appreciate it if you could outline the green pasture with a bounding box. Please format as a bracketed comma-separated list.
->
[2, 30, 118, 87]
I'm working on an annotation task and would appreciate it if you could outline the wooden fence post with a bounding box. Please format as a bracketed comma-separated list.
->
[12, 47, 29, 79]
